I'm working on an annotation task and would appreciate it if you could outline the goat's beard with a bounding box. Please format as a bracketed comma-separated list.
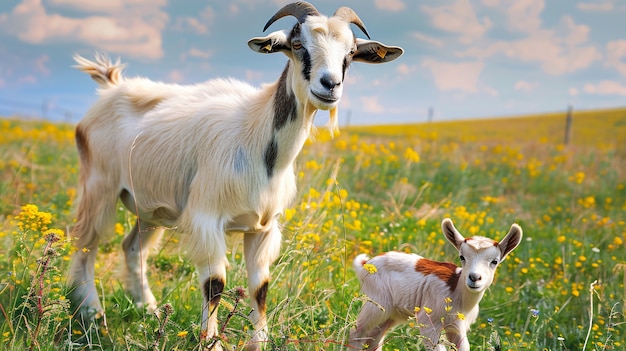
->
[327, 106, 339, 136]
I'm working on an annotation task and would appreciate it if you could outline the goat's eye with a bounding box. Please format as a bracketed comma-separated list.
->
[459, 255, 465, 262]
[292, 41, 302, 50]
[491, 259, 498, 265]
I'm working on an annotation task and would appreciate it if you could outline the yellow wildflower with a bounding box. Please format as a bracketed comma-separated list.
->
[363, 263, 377, 274]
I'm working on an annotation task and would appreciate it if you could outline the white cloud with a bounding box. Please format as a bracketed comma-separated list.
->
[484, 86, 499, 97]
[188, 48, 212, 59]
[245, 69, 265, 83]
[0, 0, 167, 60]
[456, 15, 600, 75]
[17, 75, 37, 85]
[506, 0, 544, 33]
[607, 40, 626, 76]
[173, 6, 215, 35]
[49, 0, 167, 14]
[577, 2, 613, 11]
[174, 17, 208, 34]
[569, 87, 579, 96]
[168, 69, 185, 83]
[422, 59, 483, 93]
[482, 0, 500, 7]
[359, 96, 385, 114]
[374, 0, 405, 12]
[396, 63, 417, 75]
[421, 0, 492, 44]
[514, 80, 538, 92]
[411, 32, 443, 47]
[35, 55, 50, 75]
[584, 81, 626, 96]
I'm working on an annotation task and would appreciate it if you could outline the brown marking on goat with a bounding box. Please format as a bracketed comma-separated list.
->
[127, 93, 164, 115]
[273, 63, 297, 130]
[255, 281, 269, 314]
[415, 258, 460, 291]
[75, 124, 90, 170]
[204, 277, 225, 307]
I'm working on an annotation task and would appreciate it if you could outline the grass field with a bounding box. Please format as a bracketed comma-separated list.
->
[0, 107, 625, 350]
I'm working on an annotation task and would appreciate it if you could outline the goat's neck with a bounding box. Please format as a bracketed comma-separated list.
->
[450, 272, 487, 313]
[261, 62, 318, 175]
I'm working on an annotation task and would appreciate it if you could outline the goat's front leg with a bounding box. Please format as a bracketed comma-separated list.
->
[418, 320, 446, 351]
[444, 324, 470, 351]
[197, 255, 228, 351]
[243, 225, 282, 351]
[122, 220, 164, 313]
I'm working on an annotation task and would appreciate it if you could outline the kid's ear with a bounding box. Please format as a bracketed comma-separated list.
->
[498, 223, 523, 261]
[442, 218, 465, 250]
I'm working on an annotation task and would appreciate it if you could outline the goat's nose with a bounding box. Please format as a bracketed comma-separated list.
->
[320, 74, 341, 91]
[469, 273, 482, 282]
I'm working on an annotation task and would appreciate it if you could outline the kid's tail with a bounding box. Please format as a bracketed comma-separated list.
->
[353, 253, 370, 274]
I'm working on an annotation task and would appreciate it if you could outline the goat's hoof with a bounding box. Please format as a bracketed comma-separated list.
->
[244, 342, 261, 351]
[72, 304, 105, 324]
[135, 301, 158, 315]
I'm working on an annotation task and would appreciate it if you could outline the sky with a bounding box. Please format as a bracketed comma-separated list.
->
[0, 0, 625, 126]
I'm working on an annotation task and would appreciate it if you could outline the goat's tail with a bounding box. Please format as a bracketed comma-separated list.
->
[73, 53, 125, 88]
[353, 254, 370, 275]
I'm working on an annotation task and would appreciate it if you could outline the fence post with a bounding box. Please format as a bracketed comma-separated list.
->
[564, 105, 573, 145]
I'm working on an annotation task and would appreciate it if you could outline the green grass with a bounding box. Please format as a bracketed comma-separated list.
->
[0, 110, 624, 350]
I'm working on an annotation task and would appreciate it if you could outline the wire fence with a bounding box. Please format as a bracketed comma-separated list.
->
[0, 97, 78, 123]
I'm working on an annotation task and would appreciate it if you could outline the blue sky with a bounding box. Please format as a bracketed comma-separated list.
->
[1, 0, 625, 125]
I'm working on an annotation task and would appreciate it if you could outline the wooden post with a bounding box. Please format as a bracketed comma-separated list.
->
[564, 104, 573, 145]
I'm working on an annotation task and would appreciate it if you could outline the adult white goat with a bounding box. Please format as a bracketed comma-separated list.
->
[349, 218, 522, 351]
[68, 1, 402, 350]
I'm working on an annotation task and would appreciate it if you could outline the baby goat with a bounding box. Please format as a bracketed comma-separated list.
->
[68, 1, 402, 350]
[349, 218, 522, 351]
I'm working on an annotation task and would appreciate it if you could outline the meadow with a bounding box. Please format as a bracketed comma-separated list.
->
[0, 107, 624, 350]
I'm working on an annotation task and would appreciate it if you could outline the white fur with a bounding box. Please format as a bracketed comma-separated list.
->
[67, 3, 403, 351]
[349, 218, 522, 351]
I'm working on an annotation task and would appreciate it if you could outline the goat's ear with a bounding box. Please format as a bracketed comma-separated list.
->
[248, 30, 291, 55]
[353, 39, 404, 64]
[442, 218, 465, 250]
[498, 224, 523, 261]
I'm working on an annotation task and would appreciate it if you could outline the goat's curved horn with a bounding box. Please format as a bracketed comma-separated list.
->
[333, 7, 370, 39]
[263, 1, 320, 32]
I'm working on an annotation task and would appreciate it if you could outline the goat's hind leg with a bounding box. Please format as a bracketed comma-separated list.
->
[349, 302, 393, 350]
[68, 189, 118, 322]
[122, 220, 164, 313]
[243, 224, 282, 351]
